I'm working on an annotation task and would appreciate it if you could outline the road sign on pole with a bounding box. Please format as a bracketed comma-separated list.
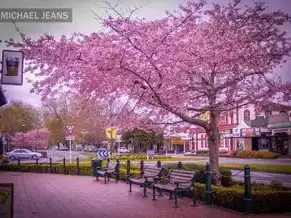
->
[65, 125, 75, 135]
[96, 150, 111, 159]
[66, 136, 75, 141]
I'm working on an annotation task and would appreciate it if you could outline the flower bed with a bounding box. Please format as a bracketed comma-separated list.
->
[226, 150, 280, 159]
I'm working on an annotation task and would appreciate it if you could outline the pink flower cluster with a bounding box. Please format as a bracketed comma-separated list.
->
[12, 128, 50, 149]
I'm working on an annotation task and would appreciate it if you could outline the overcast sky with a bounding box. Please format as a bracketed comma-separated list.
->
[0, 0, 290, 107]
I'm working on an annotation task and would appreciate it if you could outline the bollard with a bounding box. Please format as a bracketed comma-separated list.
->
[244, 165, 252, 215]
[177, 161, 183, 170]
[126, 160, 131, 183]
[157, 160, 162, 168]
[116, 159, 120, 182]
[63, 157, 66, 174]
[35, 159, 39, 173]
[76, 157, 80, 175]
[17, 158, 20, 168]
[204, 163, 213, 205]
[140, 160, 144, 176]
[49, 158, 53, 173]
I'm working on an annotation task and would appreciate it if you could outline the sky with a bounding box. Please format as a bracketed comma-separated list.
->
[0, 0, 290, 107]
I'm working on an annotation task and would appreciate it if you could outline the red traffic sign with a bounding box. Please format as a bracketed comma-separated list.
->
[65, 125, 75, 135]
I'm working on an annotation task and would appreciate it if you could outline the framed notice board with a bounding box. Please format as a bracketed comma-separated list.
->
[0, 183, 14, 218]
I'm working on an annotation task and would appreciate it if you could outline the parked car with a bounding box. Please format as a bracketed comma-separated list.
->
[117, 147, 130, 153]
[4, 148, 42, 160]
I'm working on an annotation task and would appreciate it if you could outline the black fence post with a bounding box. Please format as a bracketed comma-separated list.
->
[177, 161, 183, 170]
[116, 159, 120, 182]
[140, 160, 144, 176]
[126, 159, 131, 183]
[204, 163, 213, 205]
[35, 159, 39, 173]
[50, 158, 53, 173]
[17, 158, 20, 168]
[157, 160, 162, 168]
[244, 165, 252, 215]
[63, 157, 66, 174]
[76, 157, 80, 175]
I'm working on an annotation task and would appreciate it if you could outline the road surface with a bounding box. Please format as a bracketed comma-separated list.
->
[140, 162, 291, 186]
[231, 170, 291, 186]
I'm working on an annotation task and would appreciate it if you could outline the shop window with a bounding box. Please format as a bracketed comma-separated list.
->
[259, 138, 269, 150]
[244, 110, 250, 122]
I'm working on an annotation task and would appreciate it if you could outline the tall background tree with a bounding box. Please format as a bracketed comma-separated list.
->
[6, 0, 291, 183]
[122, 128, 164, 152]
[0, 101, 41, 133]
[42, 94, 106, 147]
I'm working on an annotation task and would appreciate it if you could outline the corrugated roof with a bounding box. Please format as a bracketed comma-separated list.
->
[269, 121, 291, 129]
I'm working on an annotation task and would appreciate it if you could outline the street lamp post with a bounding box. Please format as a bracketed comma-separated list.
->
[22, 124, 25, 148]
[36, 128, 39, 151]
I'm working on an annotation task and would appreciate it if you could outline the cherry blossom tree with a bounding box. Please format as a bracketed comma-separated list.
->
[6, 0, 291, 183]
[12, 128, 49, 149]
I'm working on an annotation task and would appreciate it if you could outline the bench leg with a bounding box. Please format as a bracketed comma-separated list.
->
[158, 189, 162, 197]
[143, 187, 148, 198]
[96, 173, 99, 181]
[169, 192, 173, 200]
[152, 186, 157, 201]
[192, 190, 198, 206]
[173, 195, 179, 208]
[129, 181, 132, 192]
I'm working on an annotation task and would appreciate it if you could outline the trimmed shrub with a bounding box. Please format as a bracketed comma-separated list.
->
[229, 150, 279, 159]
[195, 183, 291, 214]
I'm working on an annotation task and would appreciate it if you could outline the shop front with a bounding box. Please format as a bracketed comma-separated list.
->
[269, 122, 291, 155]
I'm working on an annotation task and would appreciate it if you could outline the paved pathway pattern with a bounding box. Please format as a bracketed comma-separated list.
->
[0, 172, 289, 218]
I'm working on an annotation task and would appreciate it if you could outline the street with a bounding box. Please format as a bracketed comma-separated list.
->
[6, 151, 291, 186]
[141, 162, 291, 186]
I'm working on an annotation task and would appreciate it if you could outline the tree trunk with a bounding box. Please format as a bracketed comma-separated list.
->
[206, 111, 221, 185]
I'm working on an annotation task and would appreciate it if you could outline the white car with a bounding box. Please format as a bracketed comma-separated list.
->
[117, 147, 130, 153]
[4, 149, 42, 160]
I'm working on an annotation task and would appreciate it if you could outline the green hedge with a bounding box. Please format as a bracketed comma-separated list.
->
[195, 183, 291, 214]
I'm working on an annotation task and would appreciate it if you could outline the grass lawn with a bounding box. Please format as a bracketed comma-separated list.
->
[221, 163, 291, 174]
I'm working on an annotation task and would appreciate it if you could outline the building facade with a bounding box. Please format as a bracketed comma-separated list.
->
[166, 102, 291, 155]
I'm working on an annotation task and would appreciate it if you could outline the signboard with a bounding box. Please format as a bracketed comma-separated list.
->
[200, 111, 210, 121]
[66, 135, 75, 141]
[105, 127, 117, 140]
[171, 137, 184, 144]
[232, 128, 241, 137]
[147, 150, 154, 159]
[243, 128, 255, 137]
[96, 150, 111, 159]
[1, 50, 24, 85]
[65, 125, 75, 135]
[0, 183, 13, 218]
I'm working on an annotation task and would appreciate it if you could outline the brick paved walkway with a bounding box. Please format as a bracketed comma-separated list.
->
[0, 172, 289, 218]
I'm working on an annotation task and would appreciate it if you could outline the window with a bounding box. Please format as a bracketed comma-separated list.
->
[230, 111, 234, 124]
[201, 135, 204, 148]
[243, 110, 250, 122]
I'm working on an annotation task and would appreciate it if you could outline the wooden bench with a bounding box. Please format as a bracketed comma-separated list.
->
[129, 167, 166, 198]
[96, 161, 119, 184]
[152, 169, 200, 207]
